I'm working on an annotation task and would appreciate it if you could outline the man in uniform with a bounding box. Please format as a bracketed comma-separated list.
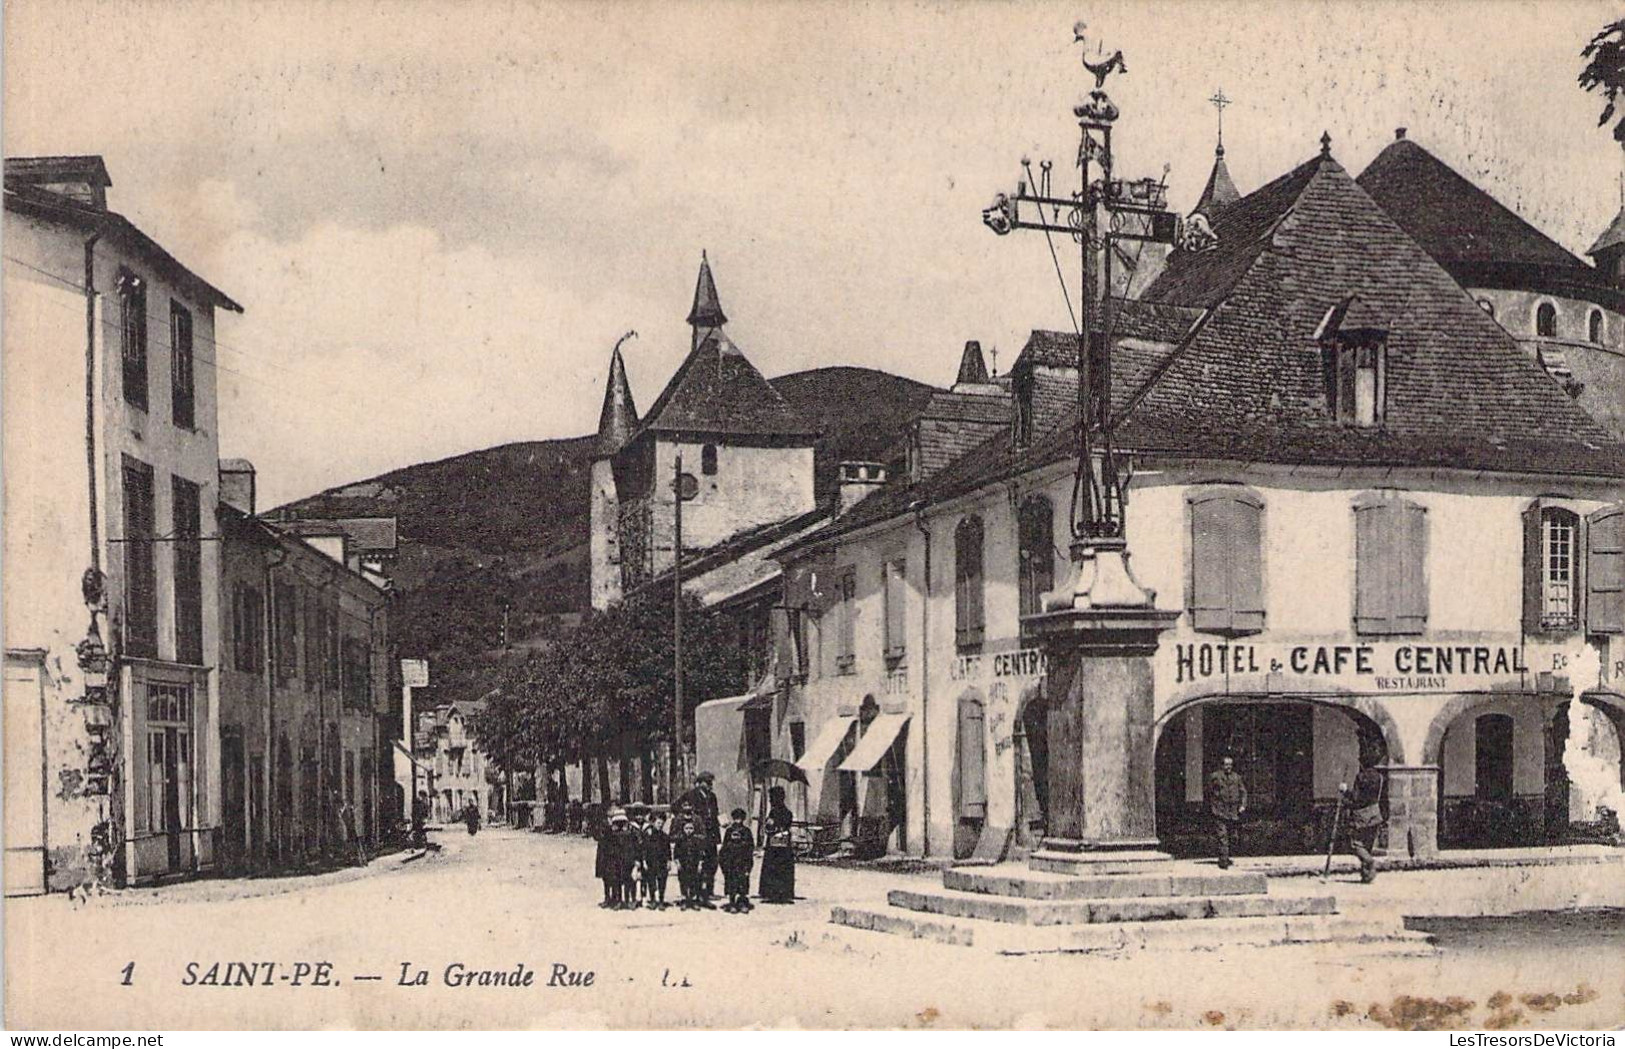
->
[1340, 749, 1387, 883]
[676, 771, 722, 898]
[1206, 755, 1247, 870]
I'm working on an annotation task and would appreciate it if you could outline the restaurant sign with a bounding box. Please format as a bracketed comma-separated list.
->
[1163, 639, 1576, 696]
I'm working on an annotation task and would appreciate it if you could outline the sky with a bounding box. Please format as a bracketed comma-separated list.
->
[6, 0, 1623, 508]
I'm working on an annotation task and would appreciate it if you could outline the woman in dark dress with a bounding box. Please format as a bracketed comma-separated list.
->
[757, 786, 796, 903]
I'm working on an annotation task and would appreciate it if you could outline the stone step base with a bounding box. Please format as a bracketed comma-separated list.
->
[1028, 851, 1187, 876]
[887, 886, 1335, 926]
[944, 866, 1269, 900]
[830, 906, 1435, 956]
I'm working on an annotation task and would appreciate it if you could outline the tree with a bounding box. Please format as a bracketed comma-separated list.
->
[1581, 18, 1625, 144]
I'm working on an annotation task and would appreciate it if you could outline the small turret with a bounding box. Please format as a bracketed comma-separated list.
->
[1587, 181, 1625, 289]
[687, 250, 728, 350]
[594, 336, 639, 458]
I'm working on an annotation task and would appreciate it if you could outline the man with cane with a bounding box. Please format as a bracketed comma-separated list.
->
[1336, 747, 1387, 883]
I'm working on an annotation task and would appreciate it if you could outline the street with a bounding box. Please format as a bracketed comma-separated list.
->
[4, 829, 1622, 1030]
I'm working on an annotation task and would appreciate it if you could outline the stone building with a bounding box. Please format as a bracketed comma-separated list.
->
[768, 139, 1625, 862]
[3, 156, 241, 890]
[217, 468, 389, 872]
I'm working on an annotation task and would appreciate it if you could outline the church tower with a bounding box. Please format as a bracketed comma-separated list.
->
[588, 334, 639, 610]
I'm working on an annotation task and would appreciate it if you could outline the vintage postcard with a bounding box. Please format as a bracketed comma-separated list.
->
[3, 0, 1624, 1033]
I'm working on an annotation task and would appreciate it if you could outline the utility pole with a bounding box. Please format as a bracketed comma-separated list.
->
[983, 23, 1182, 603]
[670, 454, 697, 797]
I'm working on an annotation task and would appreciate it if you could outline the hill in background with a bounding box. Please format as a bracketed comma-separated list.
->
[271, 366, 938, 702]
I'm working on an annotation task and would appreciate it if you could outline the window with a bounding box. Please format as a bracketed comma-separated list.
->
[172, 477, 203, 664]
[304, 597, 321, 689]
[883, 559, 907, 661]
[170, 300, 195, 429]
[1523, 504, 1579, 633]
[956, 696, 987, 819]
[232, 584, 264, 672]
[122, 457, 157, 658]
[118, 270, 148, 410]
[1536, 302, 1557, 338]
[324, 601, 341, 688]
[343, 636, 372, 709]
[834, 568, 857, 674]
[1012, 362, 1035, 448]
[274, 582, 298, 685]
[700, 444, 718, 476]
[1474, 714, 1514, 801]
[1328, 340, 1387, 427]
[1589, 504, 1624, 635]
[1353, 496, 1428, 636]
[1187, 487, 1265, 636]
[789, 721, 806, 760]
[1018, 496, 1055, 617]
[954, 516, 985, 650]
[1589, 309, 1604, 345]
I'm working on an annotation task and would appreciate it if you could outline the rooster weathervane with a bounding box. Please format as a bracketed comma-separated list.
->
[1073, 20, 1126, 91]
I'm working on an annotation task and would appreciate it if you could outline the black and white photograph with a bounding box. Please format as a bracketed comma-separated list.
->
[3, 0, 1624, 1033]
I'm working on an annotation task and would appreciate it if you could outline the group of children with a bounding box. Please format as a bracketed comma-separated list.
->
[594, 803, 758, 913]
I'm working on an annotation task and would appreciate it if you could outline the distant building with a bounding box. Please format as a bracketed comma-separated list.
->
[1359, 130, 1625, 438]
[4, 156, 242, 891]
[589, 253, 819, 610]
[402, 703, 490, 822]
[217, 465, 390, 872]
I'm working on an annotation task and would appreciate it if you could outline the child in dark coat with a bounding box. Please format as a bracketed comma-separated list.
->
[594, 809, 624, 907]
[718, 808, 756, 913]
[675, 816, 710, 909]
[642, 813, 671, 908]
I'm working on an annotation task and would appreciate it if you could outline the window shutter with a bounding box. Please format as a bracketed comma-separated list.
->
[1394, 501, 1429, 634]
[958, 698, 987, 818]
[1521, 503, 1543, 635]
[1588, 505, 1624, 635]
[1230, 494, 1265, 634]
[1354, 503, 1393, 634]
[1188, 495, 1232, 632]
[884, 560, 906, 658]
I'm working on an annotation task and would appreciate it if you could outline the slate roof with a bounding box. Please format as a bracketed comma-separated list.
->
[1194, 147, 1240, 218]
[955, 341, 990, 384]
[595, 344, 639, 456]
[1357, 136, 1623, 310]
[637, 332, 817, 439]
[687, 252, 728, 328]
[278, 516, 399, 553]
[4, 155, 111, 188]
[1588, 204, 1625, 259]
[917, 390, 1011, 425]
[779, 146, 1625, 558]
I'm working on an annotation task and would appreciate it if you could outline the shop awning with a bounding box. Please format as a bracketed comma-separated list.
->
[837, 714, 910, 772]
[794, 716, 856, 772]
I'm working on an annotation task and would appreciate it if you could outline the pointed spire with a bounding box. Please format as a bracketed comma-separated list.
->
[595, 333, 639, 458]
[955, 340, 990, 385]
[1194, 149, 1240, 219]
[686, 250, 728, 329]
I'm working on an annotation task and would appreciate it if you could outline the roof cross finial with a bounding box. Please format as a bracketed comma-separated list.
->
[1320, 130, 1332, 157]
[1208, 89, 1231, 155]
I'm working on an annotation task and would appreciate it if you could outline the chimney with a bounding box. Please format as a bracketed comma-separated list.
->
[838, 461, 888, 511]
[1395, 127, 1407, 141]
[219, 459, 256, 515]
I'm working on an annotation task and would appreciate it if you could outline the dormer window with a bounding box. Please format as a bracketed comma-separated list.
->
[1317, 296, 1388, 428]
[1536, 301, 1557, 338]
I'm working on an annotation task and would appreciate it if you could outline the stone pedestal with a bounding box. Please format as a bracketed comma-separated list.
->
[1381, 765, 1439, 861]
[1025, 540, 1180, 852]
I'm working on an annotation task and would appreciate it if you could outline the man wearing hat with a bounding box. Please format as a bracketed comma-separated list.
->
[676, 771, 722, 898]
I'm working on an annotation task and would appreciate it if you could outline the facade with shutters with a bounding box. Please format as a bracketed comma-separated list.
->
[772, 141, 1625, 861]
[3, 157, 243, 891]
[217, 499, 389, 875]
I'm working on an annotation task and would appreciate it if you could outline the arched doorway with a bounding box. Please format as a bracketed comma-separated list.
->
[1153, 697, 1391, 857]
